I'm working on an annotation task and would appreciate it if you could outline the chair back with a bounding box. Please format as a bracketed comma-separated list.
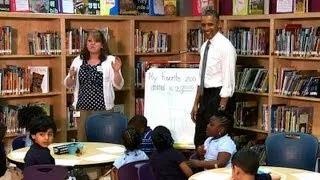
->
[23, 164, 68, 180]
[86, 112, 128, 144]
[265, 132, 319, 171]
[118, 160, 149, 180]
[137, 162, 156, 180]
[12, 135, 26, 150]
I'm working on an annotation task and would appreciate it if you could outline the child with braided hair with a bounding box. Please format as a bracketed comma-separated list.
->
[188, 110, 236, 170]
[150, 126, 193, 180]
[112, 128, 149, 178]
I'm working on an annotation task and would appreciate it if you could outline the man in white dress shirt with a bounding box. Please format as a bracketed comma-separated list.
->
[191, 6, 237, 148]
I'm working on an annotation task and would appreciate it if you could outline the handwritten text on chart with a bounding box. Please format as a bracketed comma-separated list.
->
[148, 72, 197, 94]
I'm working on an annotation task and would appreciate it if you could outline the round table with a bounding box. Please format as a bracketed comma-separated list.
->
[7, 142, 125, 167]
[188, 166, 320, 180]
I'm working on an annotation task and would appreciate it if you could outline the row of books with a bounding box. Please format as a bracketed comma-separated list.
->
[228, 27, 269, 56]
[274, 68, 319, 97]
[66, 27, 109, 55]
[235, 67, 269, 93]
[0, 0, 167, 15]
[0, 26, 13, 55]
[28, 31, 62, 55]
[134, 30, 169, 53]
[135, 60, 199, 88]
[270, 104, 313, 133]
[275, 25, 320, 57]
[234, 101, 259, 128]
[0, 66, 49, 95]
[0, 103, 51, 134]
[187, 28, 204, 52]
[234, 102, 313, 134]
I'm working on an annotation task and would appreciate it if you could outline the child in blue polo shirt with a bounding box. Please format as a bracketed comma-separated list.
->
[128, 115, 154, 156]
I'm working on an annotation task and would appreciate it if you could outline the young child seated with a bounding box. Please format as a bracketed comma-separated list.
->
[150, 126, 193, 180]
[24, 115, 56, 168]
[128, 115, 154, 156]
[17, 105, 47, 147]
[231, 149, 281, 180]
[189, 111, 236, 169]
[113, 128, 149, 176]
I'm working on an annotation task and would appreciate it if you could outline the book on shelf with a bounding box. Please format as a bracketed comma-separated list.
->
[248, 0, 264, 15]
[10, 0, 30, 12]
[234, 101, 258, 127]
[0, 0, 10, 11]
[219, 0, 232, 15]
[164, 0, 176, 15]
[0, 26, 16, 55]
[177, 0, 192, 16]
[308, 0, 320, 12]
[136, 0, 149, 15]
[119, 0, 136, 15]
[270, 105, 313, 133]
[49, 0, 62, 13]
[192, 0, 219, 16]
[28, 66, 50, 93]
[101, 0, 119, 15]
[88, 0, 100, 14]
[270, 0, 293, 14]
[30, 0, 49, 13]
[294, 0, 306, 13]
[149, 0, 165, 15]
[233, 0, 249, 15]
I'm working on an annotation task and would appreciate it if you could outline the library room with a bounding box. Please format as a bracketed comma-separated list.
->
[1, 0, 320, 179]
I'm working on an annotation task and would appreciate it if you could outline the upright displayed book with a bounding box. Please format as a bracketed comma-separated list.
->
[192, 0, 219, 16]
[164, 0, 176, 15]
[149, 0, 164, 15]
[0, 0, 10, 11]
[119, 0, 136, 15]
[101, 0, 119, 15]
[248, 0, 263, 15]
[88, 0, 100, 14]
[30, 0, 49, 13]
[10, 0, 30, 12]
[27, 66, 49, 93]
[233, 0, 249, 15]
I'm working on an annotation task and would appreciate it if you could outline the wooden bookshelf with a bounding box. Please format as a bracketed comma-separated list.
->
[2, 12, 320, 144]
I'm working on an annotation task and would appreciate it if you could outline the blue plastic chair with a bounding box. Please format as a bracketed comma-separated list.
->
[12, 135, 26, 150]
[23, 164, 68, 180]
[265, 132, 319, 171]
[85, 112, 128, 144]
[118, 160, 149, 180]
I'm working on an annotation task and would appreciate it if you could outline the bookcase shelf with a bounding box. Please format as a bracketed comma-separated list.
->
[235, 91, 269, 97]
[274, 56, 320, 61]
[2, 12, 320, 144]
[273, 94, 320, 102]
[0, 55, 61, 59]
[0, 92, 61, 99]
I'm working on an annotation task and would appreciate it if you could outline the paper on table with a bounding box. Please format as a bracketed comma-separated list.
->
[55, 159, 80, 166]
[11, 152, 26, 159]
[82, 154, 119, 162]
[96, 146, 125, 154]
[292, 173, 320, 179]
[190, 172, 231, 180]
